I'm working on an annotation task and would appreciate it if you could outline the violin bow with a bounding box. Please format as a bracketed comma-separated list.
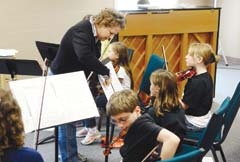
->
[161, 45, 169, 71]
[34, 58, 50, 150]
[141, 144, 160, 162]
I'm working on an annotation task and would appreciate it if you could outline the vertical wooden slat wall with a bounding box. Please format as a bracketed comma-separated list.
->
[119, 8, 220, 96]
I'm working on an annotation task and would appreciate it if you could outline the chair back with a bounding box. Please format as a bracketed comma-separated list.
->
[215, 97, 231, 115]
[159, 148, 204, 162]
[197, 113, 224, 151]
[183, 96, 231, 143]
[127, 48, 134, 62]
[221, 82, 240, 143]
[138, 54, 166, 95]
[182, 96, 232, 162]
[35, 41, 59, 62]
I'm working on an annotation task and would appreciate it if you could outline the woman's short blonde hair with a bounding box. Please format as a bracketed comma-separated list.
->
[93, 8, 126, 29]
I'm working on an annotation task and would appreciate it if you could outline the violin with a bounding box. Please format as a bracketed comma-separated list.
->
[103, 129, 127, 156]
[161, 45, 196, 82]
[138, 91, 155, 108]
[175, 68, 196, 82]
[138, 91, 152, 107]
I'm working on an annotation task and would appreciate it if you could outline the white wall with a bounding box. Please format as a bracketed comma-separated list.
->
[219, 0, 240, 58]
[0, 0, 114, 62]
[1, 0, 239, 62]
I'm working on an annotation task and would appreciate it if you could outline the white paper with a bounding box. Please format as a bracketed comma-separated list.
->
[98, 62, 123, 100]
[9, 71, 99, 133]
[0, 49, 18, 57]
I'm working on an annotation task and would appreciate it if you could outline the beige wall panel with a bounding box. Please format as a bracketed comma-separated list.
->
[0, 0, 114, 61]
[0, 0, 114, 89]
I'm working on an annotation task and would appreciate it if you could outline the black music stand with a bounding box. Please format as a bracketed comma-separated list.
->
[0, 59, 42, 80]
[35, 41, 59, 62]
[35, 41, 60, 162]
[35, 41, 60, 145]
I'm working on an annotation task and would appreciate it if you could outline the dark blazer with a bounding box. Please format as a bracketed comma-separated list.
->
[51, 20, 109, 77]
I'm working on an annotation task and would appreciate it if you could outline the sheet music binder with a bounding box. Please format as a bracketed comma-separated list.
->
[98, 60, 123, 100]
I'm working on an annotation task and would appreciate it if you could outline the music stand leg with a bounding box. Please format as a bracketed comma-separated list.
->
[37, 134, 55, 145]
[55, 127, 59, 162]
[104, 116, 110, 162]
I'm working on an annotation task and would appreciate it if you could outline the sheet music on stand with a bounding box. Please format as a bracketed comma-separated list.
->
[9, 71, 99, 133]
[98, 61, 123, 100]
[0, 49, 18, 57]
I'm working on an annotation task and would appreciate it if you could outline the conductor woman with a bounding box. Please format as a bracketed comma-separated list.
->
[49, 8, 126, 162]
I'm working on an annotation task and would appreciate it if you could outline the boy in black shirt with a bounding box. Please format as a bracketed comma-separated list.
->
[106, 89, 180, 162]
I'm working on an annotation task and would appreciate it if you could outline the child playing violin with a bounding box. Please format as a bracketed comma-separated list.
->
[146, 69, 186, 146]
[106, 89, 180, 162]
[107, 41, 133, 89]
[179, 43, 220, 131]
[77, 42, 133, 145]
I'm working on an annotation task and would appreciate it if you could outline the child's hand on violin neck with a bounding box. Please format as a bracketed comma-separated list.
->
[104, 77, 112, 86]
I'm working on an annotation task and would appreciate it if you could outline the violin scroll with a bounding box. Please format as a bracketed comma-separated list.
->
[103, 129, 127, 156]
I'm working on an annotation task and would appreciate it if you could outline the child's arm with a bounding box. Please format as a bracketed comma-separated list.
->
[157, 128, 180, 160]
[178, 98, 189, 110]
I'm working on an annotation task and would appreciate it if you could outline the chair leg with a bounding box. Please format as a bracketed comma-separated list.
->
[97, 107, 105, 131]
[219, 146, 227, 162]
[97, 113, 103, 131]
[110, 123, 115, 142]
[211, 147, 219, 162]
[104, 115, 111, 162]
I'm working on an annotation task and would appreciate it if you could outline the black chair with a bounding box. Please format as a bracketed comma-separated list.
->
[212, 82, 240, 162]
[138, 54, 166, 94]
[137, 54, 166, 107]
[127, 48, 134, 62]
[159, 148, 204, 162]
[176, 112, 224, 162]
[183, 81, 240, 162]
[183, 97, 230, 141]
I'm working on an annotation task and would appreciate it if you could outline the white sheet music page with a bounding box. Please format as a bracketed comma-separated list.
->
[9, 71, 99, 133]
[0, 49, 18, 57]
[98, 61, 123, 100]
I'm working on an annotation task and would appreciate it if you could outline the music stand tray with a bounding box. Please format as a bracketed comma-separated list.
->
[0, 59, 42, 80]
[35, 41, 59, 62]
